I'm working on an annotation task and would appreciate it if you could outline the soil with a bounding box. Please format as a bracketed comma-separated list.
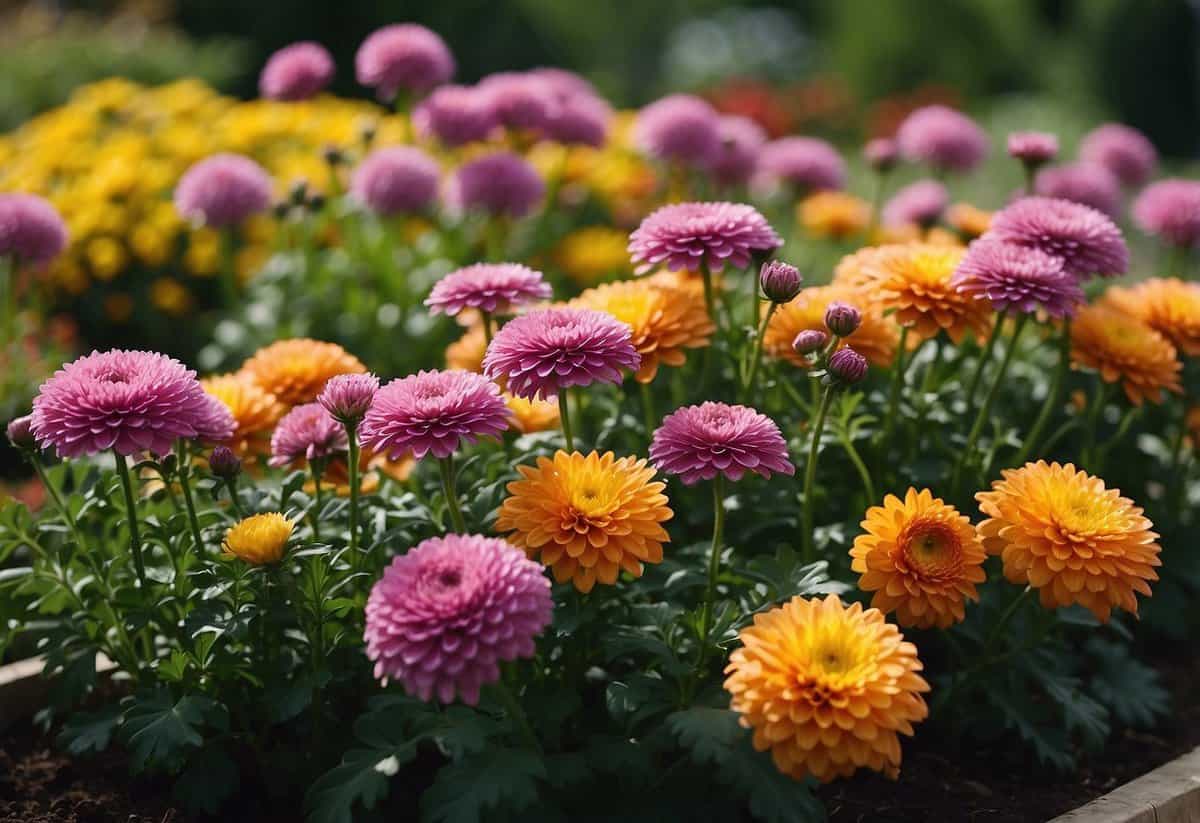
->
[2, 645, 1198, 823]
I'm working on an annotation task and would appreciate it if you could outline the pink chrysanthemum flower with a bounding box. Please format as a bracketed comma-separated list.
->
[1080, 123, 1158, 188]
[269, 403, 348, 468]
[318, 373, 380, 425]
[635, 94, 721, 167]
[426, 263, 551, 317]
[1007, 131, 1059, 167]
[896, 105, 989, 173]
[479, 71, 558, 133]
[953, 238, 1082, 318]
[30, 349, 217, 458]
[355, 23, 454, 100]
[863, 138, 899, 172]
[988, 196, 1129, 280]
[194, 394, 237, 445]
[1132, 179, 1200, 249]
[350, 147, 440, 216]
[0, 193, 68, 265]
[756, 137, 846, 192]
[360, 370, 509, 460]
[482, 307, 640, 400]
[1034, 163, 1121, 217]
[448, 151, 544, 218]
[544, 94, 611, 147]
[628, 201, 781, 275]
[259, 41, 335, 101]
[412, 84, 498, 146]
[364, 533, 552, 705]
[709, 115, 767, 188]
[882, 180, 949, 228]
[174, 154, 273, 228]
[650, 401, 794, 485]
[529, 67, 596, 99]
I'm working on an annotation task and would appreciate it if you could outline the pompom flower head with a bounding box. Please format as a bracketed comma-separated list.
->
[355, 23, 454, 100]
[976, 461, 1161, 621]
[851, 488, 986, 629]
[202, 374, 287, 466]
[364, 534, 553, 705]
[881, 180, 948, 229]
[1132, 179, 1200, 249]
[1103, 277, 1200, 356]
[194, 394, 237, 445]
[426, 263, 551, 317]
[360, 369, 510, 460]
[174, 154, 273, 229]
[628, 202, 781, 275]
[449, 151, 544, 218]
[482, 307, 640, 400]
[896, 104, 989, 173]
[478, 71, 557, 133]
[413, 84, 498, 146]
[724, 594, 929, 783]
[1070, 304, 1181, 406]
[953, 237, 1083, 317]
[650, 401, 794, 485]
[259, 41, 335, 101]
[239, 338, 366, 407]
[269, 402, 348, 468]
[634, 94, 721, 167]
[988, 196, 1129, 280]
[31, 349, 217, 458]
[1035, 163, 1121, 217]
[0, 193, 68, 264]
[496, 450, 673, 592]
[351, 147, 440, 216]
[870, 244, 991, 344]
[756, 136, 846, 192]
[1007, 131, 1058, 168]
[1079, 123, 1157, 187]
[710, 115, 767, 187]
[544, 93, 611, 147]
[318, 372, 379, 425]
[223, 513, 294, 565]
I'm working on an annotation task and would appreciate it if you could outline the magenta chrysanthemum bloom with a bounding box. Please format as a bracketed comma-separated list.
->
[319, 373, 380, 425]
[479, 71, 557, 133]
[0, 193, 67, 265]
[628, 201, 781, 275]
[882, 180, 948, 228]
[269, 403, 348, 468]
[355, 23, 454, 100]
[529, 67, 596, 99]
[953, 238, 1083, 318]
[364, 533, 552, 705]
[1034, 163, 1121, 217]
[194, 394, 236, 445]
[896, 105, 989, 173]
[360, 370, 509, 460]
[30, 350, 216, 458]
[1007, 131, 1059, 167]
[1079, 123, 1157, 188]
[650, 401, 794, 486]
[544, 94, 611, 147]
[709, 115, 767, 188]
[863, 138, 899, 173]
[482, 307, 640, 401]
[756, 137, 846, 192]
[448, 152, 544, 218]
[1132, 179, 1200, 248]
[259, 41, 335, 101]
[635, 94, 721, 167]
[989, 196, 1129, 279]
[350, 147, 440, 216]
[412, 84, 498, 147]
[174, 154, 273, 229]
[426, 263, 551, 317]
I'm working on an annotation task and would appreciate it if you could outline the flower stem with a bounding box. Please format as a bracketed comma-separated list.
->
[309, 461, 325, 541]
[695, 475, 726, 679]
[837, 426, 877, 505]
[492, 678, 541, 751]
[481, 310, 493, 345]
[1014, 318, 1071, 466]
[801, 385, 835, 564]
[1080, 378, 1110, 469]
[880, 326, 910, 447]
[438, 455, 467, 533]
[962, 311, 1007, 417]
[558, 390, 575, 452]
[175, 441, 206, 557]
[742, 302, 777, 402]
[346, 423, 362, 566]
[640, 381, 656, 441]
[113, 451, 147, 589]
[699, 260, 716, 326]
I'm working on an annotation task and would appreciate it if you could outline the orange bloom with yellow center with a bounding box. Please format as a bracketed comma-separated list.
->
[505, 393, 560, 434]
[238, 338, 366, 407]
[945, 202, 992, 239]
[724, 594, 929, 784]
[1070, 304, 1182, 406]
[445, 325, 488, 373]
[573, 278, 713, 382]
[832, 245, 913, 291]
[1101, 278, 1200, 357]
[222, 512, 294, 565]
[850, 488, 986, 629]
[868, 244, 990, 344]
[495, 450, 672, 593]
[976, 461, 1161, 622]
[798, 191, 871, 240]
[201, 374, 287, 466]
[763, 285, 901, 369]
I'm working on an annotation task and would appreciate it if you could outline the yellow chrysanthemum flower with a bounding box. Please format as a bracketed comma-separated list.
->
[763, 285, 902, 369]
[1070, 304, 1182, 406]
[864, 244, 989, 344]
[239, 338, 366, 407]
[202, 374, 287, 466]
[554, 226, 633, 286]
[445, 325, 488, 373]
[976, 461, 1161, 622]
[944, 202, 992, 239]
[573, 278, 713, 382]
[724, 594, 929, 783]
[505, 393, 560, 434]
[850, 488, 986, 629]
[222, 513, 294, 565]
[798, 191, 871, 240]
[1101, 277, 1200, 357]
[495, 450, 672, 593]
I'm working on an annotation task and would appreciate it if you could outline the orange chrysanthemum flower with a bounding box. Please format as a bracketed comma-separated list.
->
[976, 461, 1161, 622]
[445, 325, 488, 373]
[573, 278, 713, 382]
[1101, 278, 1200, 357]
[868, 244, 990, 344]
[239, 338, 366, 407]
[945, 202, 992, 239]
[832, 245, 913, 291]
[763, 285, 901, 369]
[798, 191, 871, 240]
[850, 488, 987, 628]
[201, 373, 287, 466]
[505, 393, 560, 434]
[495, 450, 672, 593]
[725, 594, 929, 783]
[1070, 304, 1182, 406]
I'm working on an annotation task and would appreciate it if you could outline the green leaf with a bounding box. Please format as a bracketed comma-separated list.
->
[58, 705, 122, 755]
[420, 748, 545, 823]
[174, 746, 239, 815]
[667, 707, 741, 766]
[1087, 638, 1169, 729]
[120, 693, 228, 773]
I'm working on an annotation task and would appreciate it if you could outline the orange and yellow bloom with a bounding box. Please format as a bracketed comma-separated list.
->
[1070, 304, 1182, 406]
[239, 338, 367, 407]
[222, 512, 294, 565]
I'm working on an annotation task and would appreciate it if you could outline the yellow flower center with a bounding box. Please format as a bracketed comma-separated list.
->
[898, 517, 961, 577]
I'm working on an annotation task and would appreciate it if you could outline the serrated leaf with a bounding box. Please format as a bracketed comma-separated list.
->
[304, 746, 412, 823]
[1087, 639, 1169, 728]
[120, 693, 227, 773]
[726, 746, 825, 823]
[420, 748, 545, 823]
[667, 707, 740, 766]
[58, 705, 122, 755]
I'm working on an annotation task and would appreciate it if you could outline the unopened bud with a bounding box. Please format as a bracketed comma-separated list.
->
[824, 301, 862, 338]
[209, 446, 242, 480]
[827, 347, 868, 385]
[759, 261, 803, 304]
[792, 329, 829, 356]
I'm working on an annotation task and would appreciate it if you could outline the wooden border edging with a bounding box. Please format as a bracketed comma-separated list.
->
[1049, 747, 1200, 823]
[0, 654, 115, 731]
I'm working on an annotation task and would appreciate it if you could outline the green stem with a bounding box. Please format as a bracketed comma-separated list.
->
[1014, 319, 1072, 466]
[801, 385, 835, 564]
[219, 229, 239, 307]
[113, 451, 148, 589]
[1093, 405, 1142, 475]
[694, 475, 727, 689]
[492, 678, 541, 751]
[837, 427, 877, 505]
[175, 442, 206, 557]
[880, 327, 910, 447]
[438, 455, 467, 533]
[640, 381, 656, 441]
[742, 302, 777, 401]
[224, 477, 245, 517]
[963, 312, 1007, 417]
[0, 254, 13, 352]
[481, 310, 493, 346]
[347, 423, 362, 566]
[1080, 379, 1110, 469]
[309, 461, 325, 541]
[699, 260, 716, 327]
[558, 390, 575, 452]
[866, 171, 889, 239]
[31, 456, 89, 553]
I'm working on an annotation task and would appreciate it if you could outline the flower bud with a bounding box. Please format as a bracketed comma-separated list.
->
[318, 373, 380, 426]
[827, 347, 869, 385]
[6, 415, 36, 451]
[792, 329, 829, 356]
[759, 261, 802, 304]
[824, 301, 862, 338]
[209, 445, 242, 480]
[1006, 131, 1058, 170]
[864, 138, 898, 173]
